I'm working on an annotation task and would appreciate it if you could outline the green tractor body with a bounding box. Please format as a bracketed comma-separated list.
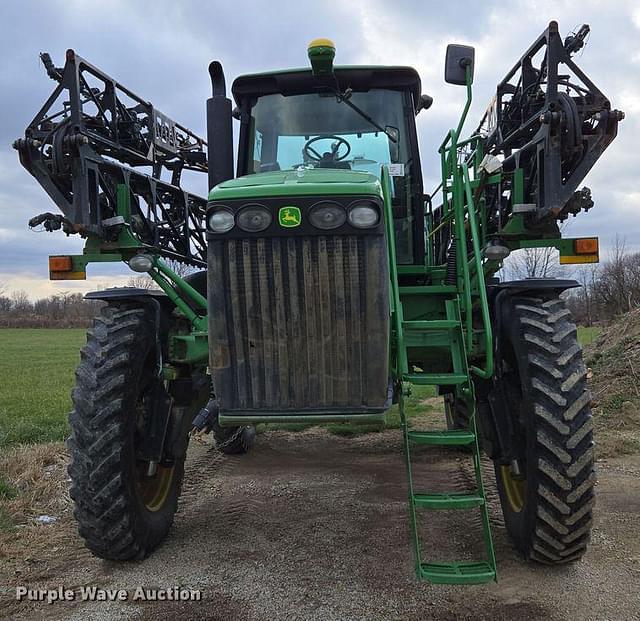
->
[208, 168, 391, 420]
[14, 22, 622, 583]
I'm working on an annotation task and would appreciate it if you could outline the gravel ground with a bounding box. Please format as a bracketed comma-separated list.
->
[1, 428, 639, 621]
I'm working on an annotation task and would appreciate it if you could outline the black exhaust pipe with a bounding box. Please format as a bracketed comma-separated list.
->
[206, 61, 234, 191]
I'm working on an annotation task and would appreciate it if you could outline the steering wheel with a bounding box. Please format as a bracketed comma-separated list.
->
[303, 135, 351, 163]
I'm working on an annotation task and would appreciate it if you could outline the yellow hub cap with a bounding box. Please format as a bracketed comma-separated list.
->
[138, 465, 174, 512]
[501, 465, 527, 513]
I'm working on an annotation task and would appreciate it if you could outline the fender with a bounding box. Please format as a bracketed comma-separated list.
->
[84, 286, 169, 303]
[488, 277, 579, 298]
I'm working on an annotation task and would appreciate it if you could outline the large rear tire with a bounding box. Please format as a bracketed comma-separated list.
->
[493, 293, 595, 564]
[68, 302, 185, 560]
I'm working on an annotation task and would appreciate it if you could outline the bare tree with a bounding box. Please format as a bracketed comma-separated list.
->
[581, 263, 599, 326]
[0, 282, 10, 313]
[10, 290, 31, 314]
[126, 275, 158, 290]
[590, 235, 634, 316]
[502, 246, 562, 280]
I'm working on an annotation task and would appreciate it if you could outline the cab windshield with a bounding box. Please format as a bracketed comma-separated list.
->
[244, 89, 418, 262]
[246, 90, 409, 176]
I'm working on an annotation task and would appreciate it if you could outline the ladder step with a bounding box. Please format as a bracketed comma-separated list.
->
[413, 492, 484, 510]
[408, 430, 475, 446]
[404, 333, 451, 347]
[403, 373, 468, 385]
[425, 266, 447, 279]
[399, 285, 457, 295]
[402, 320, 459, 331]
[420, 561, 496, 585]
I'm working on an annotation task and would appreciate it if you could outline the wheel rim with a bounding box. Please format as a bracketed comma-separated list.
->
[138, 465, 174, 512]
[501, 465, 526, 513]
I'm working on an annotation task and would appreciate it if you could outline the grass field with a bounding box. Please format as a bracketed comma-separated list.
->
[0, 329, 85, 448]
[0, 324, 602, 449]
[0, 328, 437, 449]
[577, 325, 601, 346]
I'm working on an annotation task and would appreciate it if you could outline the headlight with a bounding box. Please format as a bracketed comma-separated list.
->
[208, 208, 234, 233]
[309, 202, 346, 230]
[128, 253, 154, 273]
[237, 205, 272, 233]
[348, 202, 379, 228]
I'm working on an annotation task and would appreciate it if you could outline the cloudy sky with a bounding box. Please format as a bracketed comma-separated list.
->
[0, 0, 638, 298]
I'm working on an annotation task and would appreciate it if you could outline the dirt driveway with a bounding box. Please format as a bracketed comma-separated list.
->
[1, 428, 639, 620]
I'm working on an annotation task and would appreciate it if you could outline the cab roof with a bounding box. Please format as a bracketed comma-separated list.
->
[231, 65, 422, 112]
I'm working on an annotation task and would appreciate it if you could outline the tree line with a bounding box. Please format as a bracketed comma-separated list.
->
[1, 243, 638, 328]
[0, 287, 103, 328]
[502, 236, 640, 325]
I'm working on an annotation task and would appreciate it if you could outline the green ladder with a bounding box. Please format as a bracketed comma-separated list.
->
[381, 167, 496, 584]
[398, 297, 497, 584]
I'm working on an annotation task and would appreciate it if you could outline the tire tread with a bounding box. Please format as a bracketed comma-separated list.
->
[511, 294, 595, 564]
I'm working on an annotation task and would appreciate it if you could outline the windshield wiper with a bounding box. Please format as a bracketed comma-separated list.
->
[333, 87, 398, 143]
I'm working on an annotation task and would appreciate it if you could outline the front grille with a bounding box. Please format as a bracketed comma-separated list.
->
[208, 235, 389, 412]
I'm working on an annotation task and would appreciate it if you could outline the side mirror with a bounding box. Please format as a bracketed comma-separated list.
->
[417, 94, 433, 114]
[445, 44, 475, 86]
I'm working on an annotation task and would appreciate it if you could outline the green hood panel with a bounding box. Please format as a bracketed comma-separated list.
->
[208, 169, 382, 202]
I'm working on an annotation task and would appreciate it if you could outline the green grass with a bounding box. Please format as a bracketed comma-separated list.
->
[0, 328, 85, 448]
[0, 478, 18, 500]
[0, 328, 442, 447]
[577, 325, 601, 346]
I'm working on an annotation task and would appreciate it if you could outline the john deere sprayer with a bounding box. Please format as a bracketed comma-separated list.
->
[15, 21, 622, 583]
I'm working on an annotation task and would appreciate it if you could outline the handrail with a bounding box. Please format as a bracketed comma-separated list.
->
[462, 164, 494, 379]
[452, 171, 474, 349]
[381, 166, 407, 377]
[436, 64, 494, 380]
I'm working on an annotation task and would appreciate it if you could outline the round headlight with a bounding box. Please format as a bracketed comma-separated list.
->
[309, 202, 347, 230]
[128, 253, 154, 273]
[237, 205, 272, 232]
[348, 202, 379, 228]
[208, 208, 234, 233]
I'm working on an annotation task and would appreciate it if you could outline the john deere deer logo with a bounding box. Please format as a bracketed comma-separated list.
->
[278, 206, 301, 228]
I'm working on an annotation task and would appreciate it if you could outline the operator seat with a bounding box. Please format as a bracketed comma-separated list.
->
[318, 151, 351, 169]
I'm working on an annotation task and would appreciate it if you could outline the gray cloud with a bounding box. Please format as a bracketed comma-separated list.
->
[0, 0, 637, 297]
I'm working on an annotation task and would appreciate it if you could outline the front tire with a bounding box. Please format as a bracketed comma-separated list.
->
[493, 293, 595, 564]
[68, 302, 185, 560]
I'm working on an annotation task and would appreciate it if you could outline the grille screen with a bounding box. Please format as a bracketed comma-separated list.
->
[208, 235, 389, 412]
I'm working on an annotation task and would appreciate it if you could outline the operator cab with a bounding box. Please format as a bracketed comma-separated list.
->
[231, 65, 429, 264]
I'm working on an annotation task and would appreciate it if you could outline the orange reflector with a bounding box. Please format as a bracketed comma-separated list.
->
[48, 255, 86, 280]
[49, 255, 73, 271]
[574, 238, 598, 254]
